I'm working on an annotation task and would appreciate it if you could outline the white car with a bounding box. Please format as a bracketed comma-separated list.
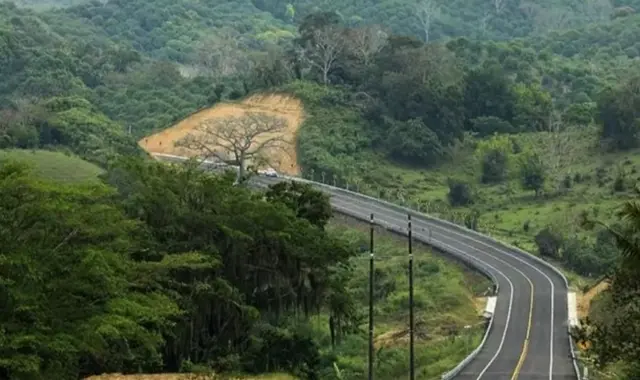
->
[264, 168, 278, 177]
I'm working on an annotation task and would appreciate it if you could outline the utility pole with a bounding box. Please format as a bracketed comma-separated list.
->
[369, 213, 375, 380]
[408, 213, 415, 380]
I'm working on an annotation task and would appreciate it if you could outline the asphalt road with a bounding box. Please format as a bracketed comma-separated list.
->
[254, 175, 578, 380]
[150, 154, 577, 380]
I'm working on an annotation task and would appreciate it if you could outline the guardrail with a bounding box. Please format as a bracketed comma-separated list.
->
[253, 177, 502, 379]
[258, 174, 582, 380]
[154, 155, 582, 380]
[325, 203, 499, 380]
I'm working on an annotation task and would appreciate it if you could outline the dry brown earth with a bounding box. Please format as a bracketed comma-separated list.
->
[139, 94, 305, 176]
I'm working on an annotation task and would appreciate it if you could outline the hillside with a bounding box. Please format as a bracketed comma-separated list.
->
[255, 0, 640, 41]
[0, 149, 104, 182]
[139, 94, 304, 175]
[3, 0, 640, 378]
[32, 0, 640, 50]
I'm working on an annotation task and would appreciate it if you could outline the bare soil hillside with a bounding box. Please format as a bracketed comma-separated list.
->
[139, 94, 304, 175]
[577, 279, 610, 320]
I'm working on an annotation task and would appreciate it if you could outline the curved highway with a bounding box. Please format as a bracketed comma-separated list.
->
[255, 175, 579, 380]
[152, 154, 579, 380]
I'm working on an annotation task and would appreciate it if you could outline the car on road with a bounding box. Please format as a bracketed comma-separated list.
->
[264, 168, 278, 177]
[258, 167, 279, 177]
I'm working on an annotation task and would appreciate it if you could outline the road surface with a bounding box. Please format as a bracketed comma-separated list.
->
[255, 175, 578, 380]
[151, 153, 579, 380]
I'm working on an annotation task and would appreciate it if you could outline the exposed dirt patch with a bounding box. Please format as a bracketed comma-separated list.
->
[139, 94, 304, 176]
[473, 296, 487, 315]
[577, 279, 610, 320]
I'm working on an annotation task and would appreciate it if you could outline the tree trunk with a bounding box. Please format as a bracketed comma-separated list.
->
[237, 152, 245, 183]
[329, 315, 336, 348]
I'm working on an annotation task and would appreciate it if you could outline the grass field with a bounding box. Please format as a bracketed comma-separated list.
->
[0, 149, 104, 183]
[343, 127, 638, 284]
[139, 94, 304, 176]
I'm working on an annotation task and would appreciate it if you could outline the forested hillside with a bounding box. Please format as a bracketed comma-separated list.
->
[0, 158, 351, 379]
[15, 0, 640, 42]
[2, 0, 640, 378]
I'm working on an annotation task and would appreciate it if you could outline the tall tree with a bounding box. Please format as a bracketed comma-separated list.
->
[345, 25, 388, 66]
[598, 74, 640, 150]
[519, 150, 546, 196]
[303, 25, 346, 85]
[415, 0, 441, 42]
[176, 112, 289, 183]
[193, 29, 251, 78]
[0, 161, 180, 380]
[265, 181, 333, 228]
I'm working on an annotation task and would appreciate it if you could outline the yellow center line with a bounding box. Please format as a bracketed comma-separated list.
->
[511, 276, 535, 380]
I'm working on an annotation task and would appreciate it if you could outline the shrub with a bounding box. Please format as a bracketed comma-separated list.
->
[534, 227, 563, 259]
[481, 148, 508, 183]
[447, 179, 474, 207]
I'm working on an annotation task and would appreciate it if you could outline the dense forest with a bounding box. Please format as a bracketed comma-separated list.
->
[2, 0, 640, 378]
[0, 158, 356, 379]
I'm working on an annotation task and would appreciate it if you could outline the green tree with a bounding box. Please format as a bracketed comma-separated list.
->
[384, 117, 444, 166]
[576, 191, 640, 378]
[463, 64, 516, 132]
[0, 161, 180, 380]
[597, 74, 640, 150]
[265, 180, 333, 228]
[102, 157, 356, 371]
[519, 150, 546, 196]
[534, 227, 563, 259]
[475, 134, 513, 184]
[447, 179, 474, 207]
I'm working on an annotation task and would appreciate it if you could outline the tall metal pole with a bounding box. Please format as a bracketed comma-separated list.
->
[408, 213, 415, 380]
[369, 213, 375, 380]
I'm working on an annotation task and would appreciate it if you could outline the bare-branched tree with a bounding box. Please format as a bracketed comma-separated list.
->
[176, 112, 289, 183]
[416, 0, 441, 42]
[478, 10, 492, 37]
[304, 26, 345, 85]
[541, 108, 596, 189]
[194, 28, 251, 78]
[581, 0, 613, 22]
[493, 0, 506, 14]
[346, 25, 388, 66]
[529, 5, 573, 33]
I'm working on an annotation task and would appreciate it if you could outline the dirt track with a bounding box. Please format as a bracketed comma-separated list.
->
[139, 94, 304, 176]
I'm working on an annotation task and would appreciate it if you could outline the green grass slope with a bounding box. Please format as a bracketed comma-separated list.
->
[0, 149, 104, 183]
[317, 216, 490, 379]
[288, 79, 633, 286]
